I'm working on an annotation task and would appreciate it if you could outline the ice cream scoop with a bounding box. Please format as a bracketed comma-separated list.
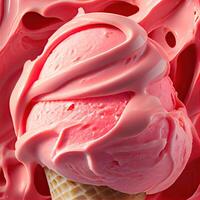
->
[10, 12, 193, 195]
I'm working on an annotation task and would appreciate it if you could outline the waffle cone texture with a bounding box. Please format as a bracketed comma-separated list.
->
[44, 168, 146, 200]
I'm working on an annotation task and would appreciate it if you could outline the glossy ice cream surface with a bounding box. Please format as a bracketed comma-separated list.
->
[0, 1, 199, 200]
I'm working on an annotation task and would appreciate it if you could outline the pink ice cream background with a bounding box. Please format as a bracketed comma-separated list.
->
[0, 1, 200, 200]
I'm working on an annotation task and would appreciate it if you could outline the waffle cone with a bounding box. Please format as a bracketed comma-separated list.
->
[44, 168, 146, 200]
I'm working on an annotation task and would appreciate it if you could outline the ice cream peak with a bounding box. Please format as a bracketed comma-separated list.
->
[10, 12, 193, 194]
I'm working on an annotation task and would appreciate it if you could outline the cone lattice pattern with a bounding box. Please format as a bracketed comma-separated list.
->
[45, 168, 146, 200]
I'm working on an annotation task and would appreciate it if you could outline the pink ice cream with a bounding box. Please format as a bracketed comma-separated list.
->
[0, 1, 199, 200]
[10, 13, 193, 194]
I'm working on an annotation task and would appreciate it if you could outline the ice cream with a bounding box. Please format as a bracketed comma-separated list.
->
[0, 0, 199, 200]
[10, 12, 193, 195]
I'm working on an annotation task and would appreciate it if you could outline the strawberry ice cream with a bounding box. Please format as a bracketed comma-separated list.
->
[10, 12, 192, 195]
[0, 0, 199, 200]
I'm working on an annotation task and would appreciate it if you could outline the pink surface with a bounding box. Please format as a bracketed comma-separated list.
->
[27, 93, 131, 145]
[0, 0, 199, 200]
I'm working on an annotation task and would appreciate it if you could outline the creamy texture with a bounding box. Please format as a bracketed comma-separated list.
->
[0, 0, 199, 200]
[10, 13, 193, 194]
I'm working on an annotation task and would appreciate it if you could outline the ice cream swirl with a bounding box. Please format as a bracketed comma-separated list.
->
[10, 13, 193, 194]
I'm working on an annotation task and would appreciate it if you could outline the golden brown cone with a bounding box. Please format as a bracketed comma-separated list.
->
[44, 168, 146, 200]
